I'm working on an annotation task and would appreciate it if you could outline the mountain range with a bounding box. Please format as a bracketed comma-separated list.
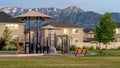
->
[0, 6, 120, 28]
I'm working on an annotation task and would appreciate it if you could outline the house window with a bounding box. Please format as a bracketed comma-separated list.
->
[64, 29, 69, 34]
[116, 29, 119, 34]
[72, 29, 79, 34]
[73, 38, 79, 43]
[6, 24, 19, 30]
[13, 36, 19, 40]
[48, 30, 52, 34]
[91, 34, 94, 38]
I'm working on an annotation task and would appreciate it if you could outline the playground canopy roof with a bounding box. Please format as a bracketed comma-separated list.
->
[13, 11, 53, 20]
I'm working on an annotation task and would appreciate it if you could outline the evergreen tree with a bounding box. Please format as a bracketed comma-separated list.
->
[94, 12, 116, 49]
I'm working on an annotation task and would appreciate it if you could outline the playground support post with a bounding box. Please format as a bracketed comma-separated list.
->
[66, 35, 70, 54]
[54, 33, 57, 48]
[28, 17, 31, 54]
[24, 33, 26, 54]
[61, 37, 64, 54]
[48, 33, 51, 46]
[36, 17, 39, 53]
[39, 31, 42, 53]
[46, 37, 49, 53]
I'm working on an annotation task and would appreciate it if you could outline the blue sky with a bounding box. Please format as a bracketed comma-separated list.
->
[0, 0, 120, 14]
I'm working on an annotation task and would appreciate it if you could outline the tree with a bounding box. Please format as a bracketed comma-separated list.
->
[94, 12, 116, 49]
[0, 27, 12, 50]
[2, 27, 12, 41]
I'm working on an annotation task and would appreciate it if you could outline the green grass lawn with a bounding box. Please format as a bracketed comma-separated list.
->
[0, 50, 120, 68]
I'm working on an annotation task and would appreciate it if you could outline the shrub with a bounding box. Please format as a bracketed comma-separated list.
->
[56, 45, 61, 51]
[9, 39, 16, 45]
[70, 45, 76, 51]
[0, 38, 6, 50]
[88, 46, 94, 50]
[76, 47, 81, 49]
[82, 46, 87, 49]
[96, 46, 100, 50]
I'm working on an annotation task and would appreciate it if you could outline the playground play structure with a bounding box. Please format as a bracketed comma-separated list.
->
[13, 11, 70, 54]
[15, 33, 70, 54]
[24, 33, 70, 54]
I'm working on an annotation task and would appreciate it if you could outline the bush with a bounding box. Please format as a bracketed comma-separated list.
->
[0, 38, 6, 50]
[2, 46, 17, 51]
[82, 46, 87, 49]
[70, 45, 76, 51]
[76, 47, 81, 49]
[56, 45, 61, 51]
[9, 39, 16, 45]
[88, 46, 94, 50]
[96, 46, 100, 50]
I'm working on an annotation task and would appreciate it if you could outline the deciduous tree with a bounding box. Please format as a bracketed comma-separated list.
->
[94, 12, 116, 49]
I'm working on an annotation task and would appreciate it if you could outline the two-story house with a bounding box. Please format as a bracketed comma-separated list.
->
[0, 12, 24, 40]
[39, 22, 83, 47]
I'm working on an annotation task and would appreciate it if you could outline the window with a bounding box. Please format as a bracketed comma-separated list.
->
[72, 29, 79, 34]
[116, 29, 119, 34]
[64, 29, 69, 34]
[48, 30, 52, 34]
[13, 36, 19, 40]
[73, 38, 79, 43]
[91, 34, 93, 38]
[6, 24, 19, 30]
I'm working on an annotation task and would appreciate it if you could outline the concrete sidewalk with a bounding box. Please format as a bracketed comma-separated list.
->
[0, 54, 44, 57]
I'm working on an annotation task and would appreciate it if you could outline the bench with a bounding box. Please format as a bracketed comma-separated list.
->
[74, 49, 88, 56]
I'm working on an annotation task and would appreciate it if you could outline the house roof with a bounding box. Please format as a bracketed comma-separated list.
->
[115, 34, 120, 38]
[83, 28, 95, 33]
[116, 23, 120, 28]
[43, 22, 80, 28]
[0, 12, 23, 23]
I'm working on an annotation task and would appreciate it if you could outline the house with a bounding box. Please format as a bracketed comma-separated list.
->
[83, 28, 95, 42]
[0, 12, 24, 40]
[115, 23, 120, 42]
[83, 23, 120, 42]
[39, 22, 83, 46]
